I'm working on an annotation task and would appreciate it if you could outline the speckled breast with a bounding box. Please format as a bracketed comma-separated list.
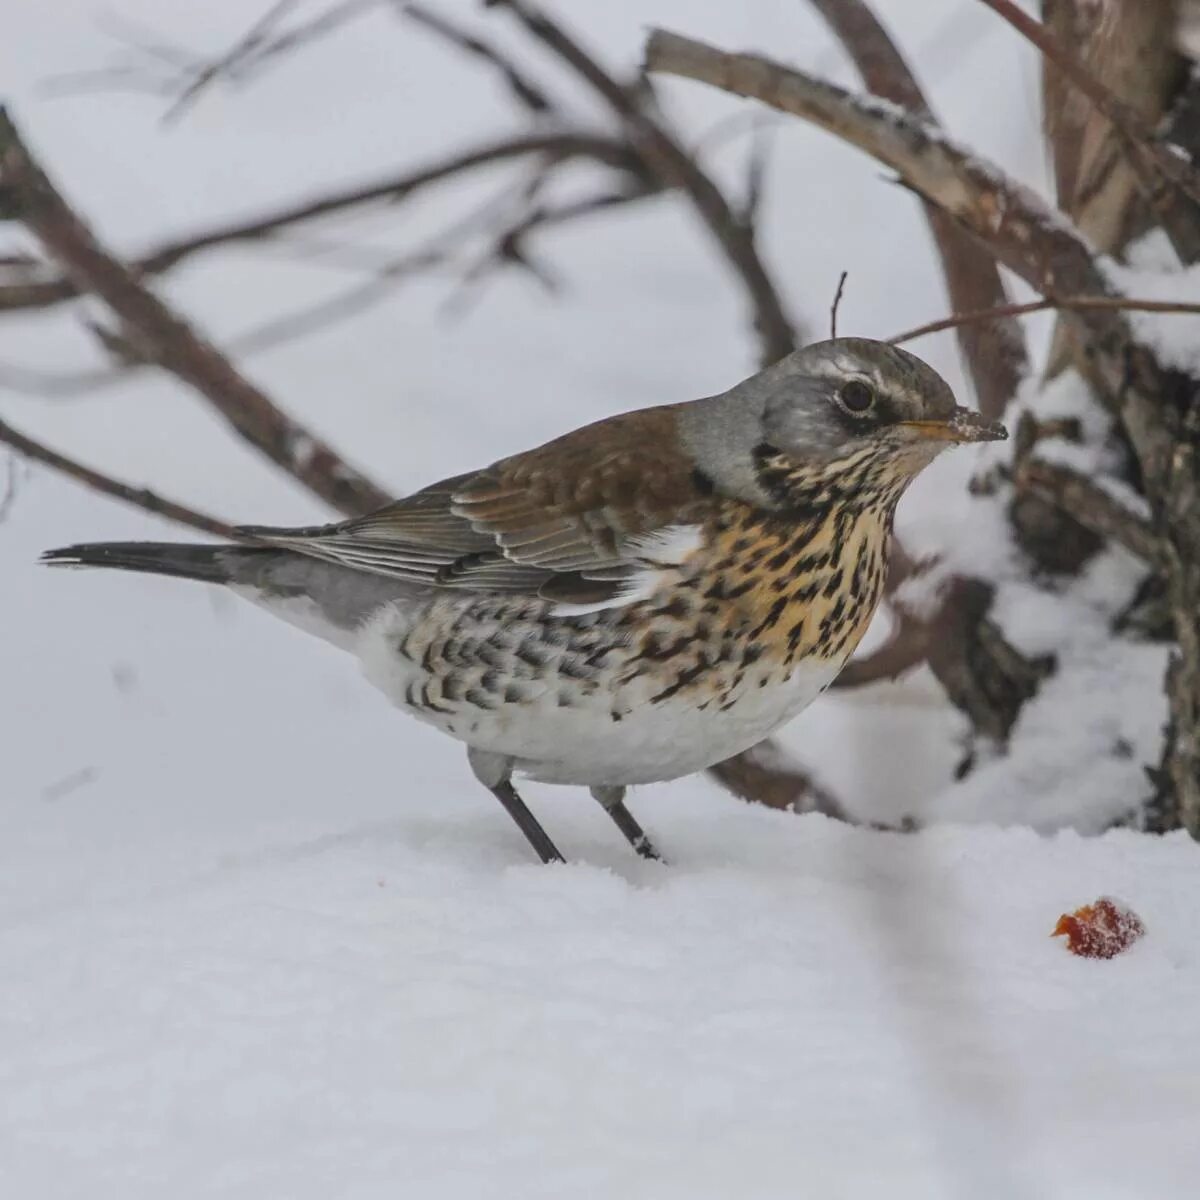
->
[356, 495, 896, 786]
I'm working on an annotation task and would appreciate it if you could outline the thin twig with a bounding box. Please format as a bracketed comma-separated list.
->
[889, 295, 1200, 346]
[491, 0, 797, 364]
[41, 766, 99, 803]
[0, 249, 451, 400]
[0, 451, 20, 523]
[829, 270, 847, 339]
[38, 12, 201, 99]
[0, 183, 657, 402]
[47, 2, 386, 111]
[404, 3, 556, 115]
[0, 105, 389, 517]
[163, 0, 303, 122]
[164, 0, 385, 122]
[226, 0, 384, 79]
[0, 414, 240, 538]
[0, 132, 637, 313]
[740, 122, 771, 227]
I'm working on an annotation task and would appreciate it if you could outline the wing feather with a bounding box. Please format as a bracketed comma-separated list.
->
[238, 404, 711, 604]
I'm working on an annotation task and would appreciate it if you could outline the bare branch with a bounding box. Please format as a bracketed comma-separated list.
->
[0, 451, 21, 523]
[740, 122, 771, 227]
[162, 0, 304, 122]
[1016, 459, 1161, 567]
[828, 269, 847, 339]
[806, 0, 1026, 420]
[923, 577, 1055, 746]
[889, 295, 1200, 346]
[404, 3, 556, 115]
[163, 0, 385, 122]
[0, 359, 123, 399]
[0, 132, 638, 313]
[832, 609, 931, 689]
[0, 247, 453, 400]
[0, 414, 240, 538]
[0, 181, 663, 403]
[0, 106, 389, 517]
[706, 739, 850, 819]
[47, 3, 389, 111]
[490, 0, 798, 364]
[39, 13, 202, 99]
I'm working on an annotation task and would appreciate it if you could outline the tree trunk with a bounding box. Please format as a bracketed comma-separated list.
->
[1040, 2, 1200, 835]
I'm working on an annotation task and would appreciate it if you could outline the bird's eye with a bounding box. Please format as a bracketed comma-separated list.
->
[837, 380, 875, 416]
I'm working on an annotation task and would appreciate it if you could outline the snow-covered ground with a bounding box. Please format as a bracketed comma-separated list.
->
[3, 2, 1199, 1196]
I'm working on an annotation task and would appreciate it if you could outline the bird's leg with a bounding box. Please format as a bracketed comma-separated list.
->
[467, 748, 565, 865]
[590, 785, 664, 862]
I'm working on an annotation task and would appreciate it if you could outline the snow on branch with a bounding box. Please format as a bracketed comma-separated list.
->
[1016, 459, 1161, 568]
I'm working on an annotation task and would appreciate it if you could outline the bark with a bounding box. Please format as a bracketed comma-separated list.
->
[1040, 0, 1194, 388]
[1037, 2, 1200, 834]
[1042, 0, 1189, 259]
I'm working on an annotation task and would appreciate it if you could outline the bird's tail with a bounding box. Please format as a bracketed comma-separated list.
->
[40, 541, 241, 583]
[41, 539, 418, 648]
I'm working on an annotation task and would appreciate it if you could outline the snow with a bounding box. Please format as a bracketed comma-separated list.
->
[6, 784, 1200, 1199]
[1109, 230, 1200, 375]
[3, 1, 1199, 1195]
[915, 364, 1171, 832]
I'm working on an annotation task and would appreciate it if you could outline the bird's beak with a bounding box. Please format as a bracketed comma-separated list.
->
[902, 407, 1008, 444]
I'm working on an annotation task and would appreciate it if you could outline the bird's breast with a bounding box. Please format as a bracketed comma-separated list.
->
[616, 496, 894, 689]
[352, 497, 894, 784]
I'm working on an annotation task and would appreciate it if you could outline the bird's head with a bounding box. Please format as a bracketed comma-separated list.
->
[680, 337, 1007, 510]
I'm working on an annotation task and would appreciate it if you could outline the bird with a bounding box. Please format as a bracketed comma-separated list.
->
[43, 338, 1005, 865]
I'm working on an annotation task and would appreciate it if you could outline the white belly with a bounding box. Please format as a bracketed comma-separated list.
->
[503, 658, 838, 785]
[355, 601, 841, 787]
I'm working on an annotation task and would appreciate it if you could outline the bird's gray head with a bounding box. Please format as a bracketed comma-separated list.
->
[678, 337, 1007, 510]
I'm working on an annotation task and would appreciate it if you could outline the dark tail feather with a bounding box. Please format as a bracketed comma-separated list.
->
[40, 541, 242, 584]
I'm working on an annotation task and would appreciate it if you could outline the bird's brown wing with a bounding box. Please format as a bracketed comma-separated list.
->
[238, 405, 711, 605]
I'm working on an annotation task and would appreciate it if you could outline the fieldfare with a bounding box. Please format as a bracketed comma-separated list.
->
[44, 338, 1005, 864]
